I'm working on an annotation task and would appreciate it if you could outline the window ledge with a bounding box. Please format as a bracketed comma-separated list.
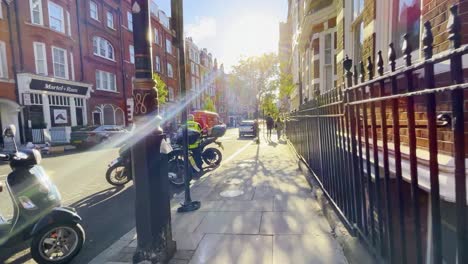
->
[95, 89, 119, 94]
[25, 22, 72, 40]
[93, 54, 116, 63]
[0, 78, 14, 84]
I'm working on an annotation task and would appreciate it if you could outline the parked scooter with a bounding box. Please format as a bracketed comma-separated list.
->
[0, 125, 84, 264]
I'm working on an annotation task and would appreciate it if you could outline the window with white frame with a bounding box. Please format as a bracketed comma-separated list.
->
[127, 12, 133, 31]
[166, 39, 172, 54]
[52, 47, 68, 79]
[48, 1, 65, 33]
[191, 62, 195, 74]
[323, 33, 333, 91]
[129, 45, 134, 64]
[150, 0, 158, 16]
[33, 42, 47, 75]
[154, 28, 160, 44]
[155, 56, 161, 72]
[90, 1, 98, 20]
[66, 11, 71, 36]
[30, 0, 43, 25]
[392, 0, 421, 58]
[352, 0, 364, 75]
[0, 41, 7, 79]
[106, 11, 114, 29]
[96, 70, 116, 92]
[168, 87, 174, 101]
[93, 36, 115, 60]
[167, 63, 173, 78]
[0, 2, 3, 19]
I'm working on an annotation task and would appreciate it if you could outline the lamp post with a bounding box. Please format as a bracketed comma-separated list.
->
[131, 1, 176, 263]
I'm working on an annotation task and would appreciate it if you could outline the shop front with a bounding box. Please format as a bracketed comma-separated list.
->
[17, 74, 92, 143]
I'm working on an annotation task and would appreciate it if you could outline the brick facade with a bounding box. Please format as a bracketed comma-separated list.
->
[0, 0, 181, 142]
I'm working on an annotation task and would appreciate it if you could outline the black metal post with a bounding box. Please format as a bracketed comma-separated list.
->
[172, 0, 201, 213]
[131, 1, 176, 263]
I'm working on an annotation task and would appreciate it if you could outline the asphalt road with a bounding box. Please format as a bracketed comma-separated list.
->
[0, 128, 253, 264]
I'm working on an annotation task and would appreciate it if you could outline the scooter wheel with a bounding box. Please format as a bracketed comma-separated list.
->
[202, 148, 222, 166]
[31, 223, 85, 264]
[106, 164, 131, 186]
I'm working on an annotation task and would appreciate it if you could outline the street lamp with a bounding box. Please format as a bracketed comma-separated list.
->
[131, 1, 176, 263]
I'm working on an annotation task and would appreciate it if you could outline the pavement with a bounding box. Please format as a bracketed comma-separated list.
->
[0, 128, 253, 264]
[89, 133, 349, 264]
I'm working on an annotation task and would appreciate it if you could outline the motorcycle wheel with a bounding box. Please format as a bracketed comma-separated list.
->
[168, 158, 185, 186]
[31, 223, 85, 264]
[202, 148, 222, 166]
[106, 164, 131, 186]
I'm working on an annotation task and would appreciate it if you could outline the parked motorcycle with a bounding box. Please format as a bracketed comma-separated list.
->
[105, 142, 187, 187]
[0, 125, 85, 264]
[168, 125, 226, 181]
[106, 146, 132, 186]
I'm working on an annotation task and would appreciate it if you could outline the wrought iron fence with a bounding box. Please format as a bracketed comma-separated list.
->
[286, 5, 467, 264]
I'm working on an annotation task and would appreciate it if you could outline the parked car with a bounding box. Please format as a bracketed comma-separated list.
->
[238, 120, 256, 138]
[71, 125, 128, 147]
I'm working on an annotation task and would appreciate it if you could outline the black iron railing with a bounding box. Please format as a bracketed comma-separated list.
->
[286, 5, 467, 264]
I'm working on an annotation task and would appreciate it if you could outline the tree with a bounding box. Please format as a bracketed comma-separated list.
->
[203, 97, 216, 112]
[230, 53, 279, 118]
[153, 73, 168, 104]
[278, 73, 295, 112]
[261, 93, 279, 118]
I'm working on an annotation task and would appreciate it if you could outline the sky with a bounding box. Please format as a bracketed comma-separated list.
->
[157, 0, 288, 72]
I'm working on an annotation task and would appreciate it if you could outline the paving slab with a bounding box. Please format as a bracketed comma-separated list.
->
[260, 211, 331, 235]
[189, 234, 273, 264]
[171, 211, 207, 233]
[218, 199, 273, 212]
[195, 211, 262, 234]
[273, 235, 348, 264]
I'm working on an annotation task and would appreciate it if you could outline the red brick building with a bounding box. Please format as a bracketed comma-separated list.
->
[77, 0, 127, 126]
[0, 1, 21, 142]
[13, 0, 93, 143]
[0, 0, 180, 143]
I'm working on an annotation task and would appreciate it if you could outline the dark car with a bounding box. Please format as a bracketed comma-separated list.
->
[238, 120, 255, 138]
[70, 125, 128, 147]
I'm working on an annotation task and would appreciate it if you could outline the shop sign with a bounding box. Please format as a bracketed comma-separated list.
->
[53, 109, 68, 124]
[30, 79, 88, 95]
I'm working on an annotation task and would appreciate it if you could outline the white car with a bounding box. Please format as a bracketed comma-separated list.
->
[238, 120, 255, 138]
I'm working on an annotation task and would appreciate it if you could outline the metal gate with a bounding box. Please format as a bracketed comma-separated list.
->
[286, 5, 467, 264]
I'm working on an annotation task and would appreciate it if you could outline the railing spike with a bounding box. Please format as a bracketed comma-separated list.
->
[423, 21, 434, 59]
[360, 61, 365, 83]
[343, 55, 353, 88]
[402, 34, 412, 67]
[388, 43, 396, 72]
[448, 4, 461, 49]
[353, 65, 358, 85]
[377, 51, 384, 76]
[367, 56, 374, 80]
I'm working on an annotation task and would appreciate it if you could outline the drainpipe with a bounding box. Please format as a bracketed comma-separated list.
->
[75, 0, 84, 81]
[5, 0, 24, 143]
[118, 1, 129, 126]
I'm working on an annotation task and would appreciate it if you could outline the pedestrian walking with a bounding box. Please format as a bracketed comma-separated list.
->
[266, 114, 274, 139]
[275, 117, 284, 140]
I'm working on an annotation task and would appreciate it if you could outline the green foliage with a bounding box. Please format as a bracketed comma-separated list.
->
[230, 53, 280, 116]
[203, 97, 216, 112]
[261, 93, 279, 118]
[153, 73, 168, 104]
